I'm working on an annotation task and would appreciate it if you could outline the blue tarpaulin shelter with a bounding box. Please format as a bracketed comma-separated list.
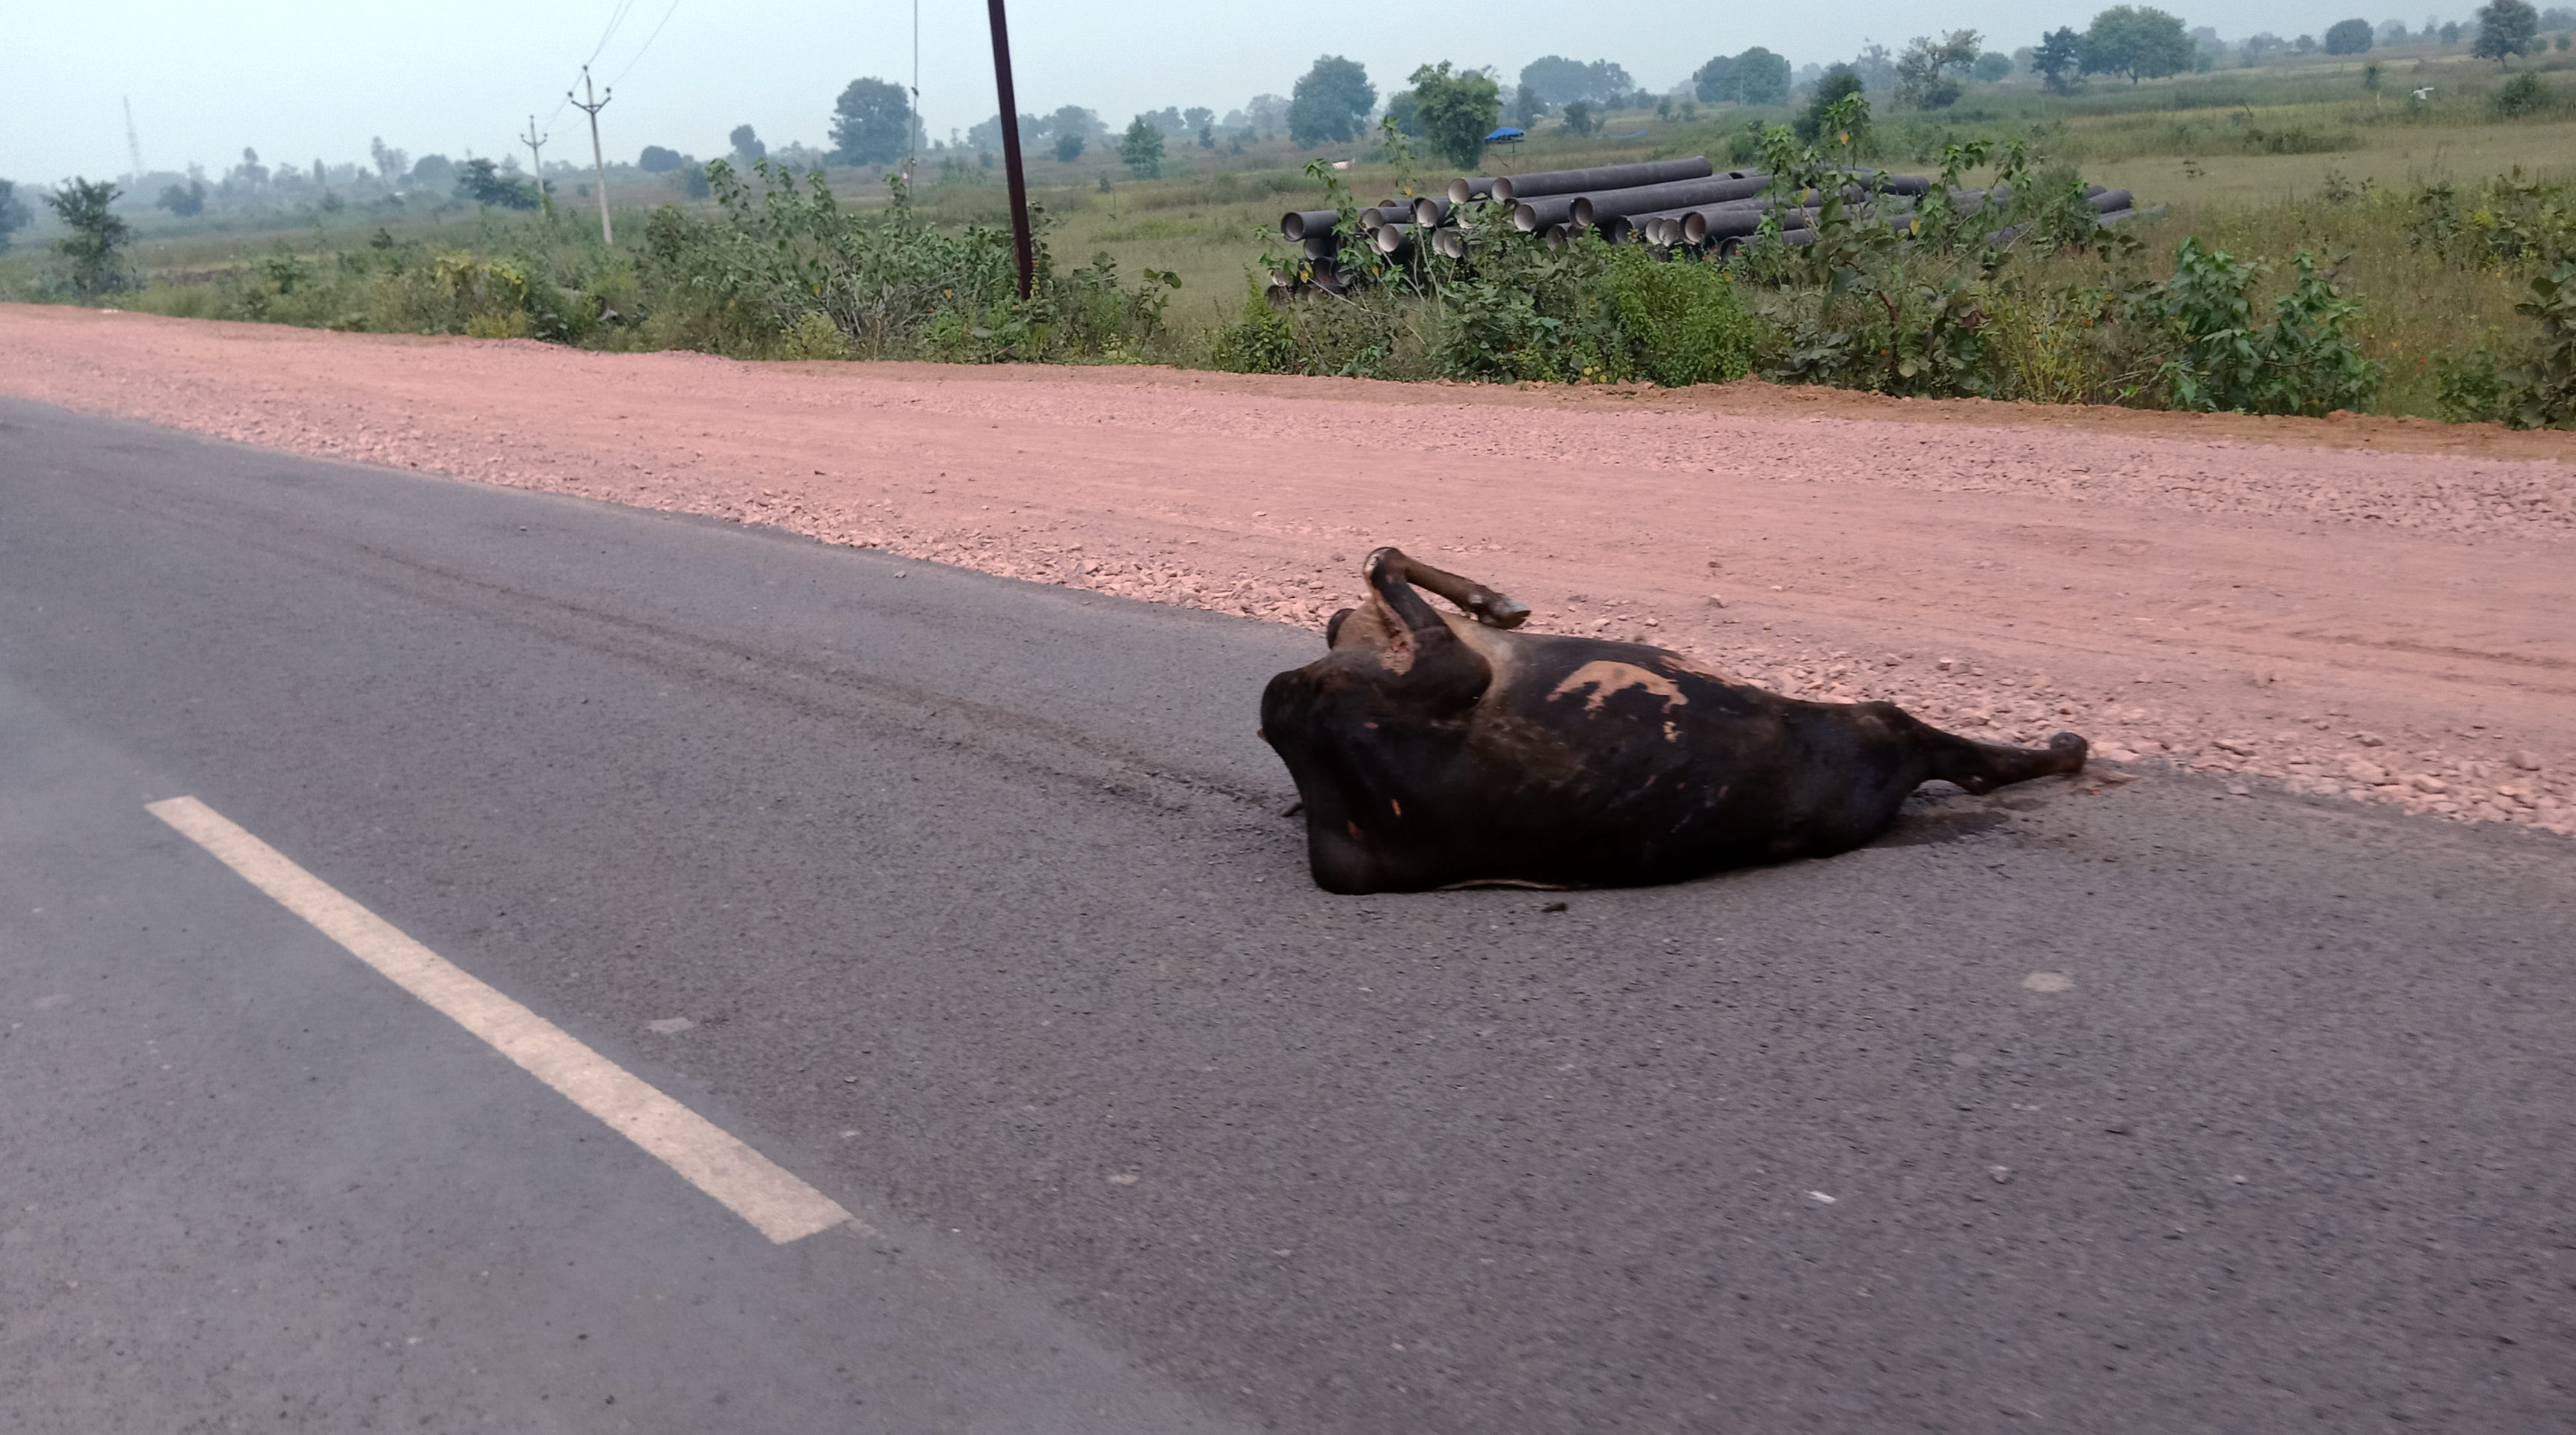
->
[1484, 126, 1525, 143]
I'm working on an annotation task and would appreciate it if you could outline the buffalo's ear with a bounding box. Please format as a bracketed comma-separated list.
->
[1325, 608, 1356, 646]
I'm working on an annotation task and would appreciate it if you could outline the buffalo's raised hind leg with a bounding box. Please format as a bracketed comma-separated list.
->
[1917, 723, 2089, 794]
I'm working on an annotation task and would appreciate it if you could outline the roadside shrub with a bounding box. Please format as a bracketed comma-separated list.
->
[2493, 260, 2576, 425]
[640, 158, 1176, 362]
[781, 309, 853, 359]
[2405, 172, 2576, 270]
[1730, 123, 2020, 398]
[1206, 279, 1303, 373]
[2432, 338, 2514, 419]
[2156, 238, 2383, 414]
[1980, 279, 2166, 402]
[1434, 228, 1624, 383]
[1602, 247, 1758, 386]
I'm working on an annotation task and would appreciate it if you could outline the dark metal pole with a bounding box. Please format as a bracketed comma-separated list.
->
[984, 0, 1035, 300]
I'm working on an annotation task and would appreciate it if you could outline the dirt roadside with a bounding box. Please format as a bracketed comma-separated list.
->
[4, 303, 2570, 835]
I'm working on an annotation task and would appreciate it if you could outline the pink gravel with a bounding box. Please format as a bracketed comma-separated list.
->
[6, 303, 2572, 836]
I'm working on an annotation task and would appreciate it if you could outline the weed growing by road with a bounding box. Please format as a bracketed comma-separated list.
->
[640, 161, 1177, 362]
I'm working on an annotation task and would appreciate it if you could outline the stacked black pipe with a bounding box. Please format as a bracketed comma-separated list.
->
[1270, 158, 2144, 295]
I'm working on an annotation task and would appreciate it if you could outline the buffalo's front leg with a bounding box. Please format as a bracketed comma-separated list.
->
[1375, 548, 1529, 629]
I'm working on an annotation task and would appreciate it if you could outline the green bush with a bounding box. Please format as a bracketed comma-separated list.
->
[2490, 70, 2556, 116]
[2500, 260, 2576, 425]
[123, 230, 603, 342]
[641, 158, 1174, 362]
[44, 178, 133, 297]
[1602, 247, 1757, 386]
[2404, 172, 2576, 271]
[2432, 339, 2513, 420]
[1207, 286, 1424, 378]
[2156, 239, 2383, 415]
[1206, 278, 1303, 373]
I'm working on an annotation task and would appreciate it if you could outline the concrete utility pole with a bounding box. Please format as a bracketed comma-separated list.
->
[984, 0, 1035, 297]
[910, 0, 924, 167]
[520, 116, 552, 217]
[569, 67, 614, 244]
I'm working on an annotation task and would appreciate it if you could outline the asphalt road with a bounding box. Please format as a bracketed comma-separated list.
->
[3, 396, 2571, 1434]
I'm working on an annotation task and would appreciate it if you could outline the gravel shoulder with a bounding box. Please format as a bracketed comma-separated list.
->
[4, 303, 2570, 835]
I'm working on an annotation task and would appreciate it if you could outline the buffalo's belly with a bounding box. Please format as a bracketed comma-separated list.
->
[1439, 756, 1816, 881]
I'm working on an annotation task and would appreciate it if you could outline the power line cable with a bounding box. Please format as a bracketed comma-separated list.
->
[606, 0, 685, 86]
[586, 0, 639, 67]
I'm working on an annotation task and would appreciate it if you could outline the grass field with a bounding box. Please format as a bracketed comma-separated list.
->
[7, 33, 2572, 417]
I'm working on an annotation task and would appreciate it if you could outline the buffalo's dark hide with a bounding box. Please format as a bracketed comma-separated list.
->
[1260, 547, 2087, 893]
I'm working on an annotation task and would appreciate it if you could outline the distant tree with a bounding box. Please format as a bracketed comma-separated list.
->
[0, 179, 32, 254]
[1896, 29, 1982, 108]
[1561, 99, 1599, 137]
[229, 147, 269, 188]
[2475, 0, 2541, 59]
[2539, 5, 2575, 26]
[1794, 67, 1869, 140]
[1512, 84, 1544, 130]
[2080, 5, 2196, 82]
[1973, 51, 2014, 81]
[155, 180, 206, 216]
[43, 178, 131, 296]
[831, 77, 913, 164]
[369, 137, 408, 183]
[1387, 90, 1426, 136]
[2325, 18, 2375, 52]
[1692, 54, 1737, 103]
[2377, 18, 2412, 43]
[1408, 61, 1503, 170]
[967, 113, 1032, 151]
[1691, 49, 1789, 105]
[2441, 20, 2466, 41]
[1517, 56, 1634, 106]
[1183, 106, 1213, 133]
[1245, 93, 1291, 134]
[1118, 116, 1164, 177]
[1050, 105, 1105, 145]
[1734, 48, 1791, 104]
[638, 145, 688, 173]
[2033, 26, 2086, 89]
[1287, 55, 1375, 145]
[730, 125, 766, 164]
[1053, 132, 1085, 163]
[455, 158, 540, 210]
[1849, 41, 1898, 89]
[409, 154, 455, 192]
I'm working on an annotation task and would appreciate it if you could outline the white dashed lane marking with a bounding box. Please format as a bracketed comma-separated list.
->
[148, 795, 855, 1244]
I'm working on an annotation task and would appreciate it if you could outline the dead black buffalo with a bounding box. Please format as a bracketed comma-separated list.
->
[1259, 547, 2087, 894]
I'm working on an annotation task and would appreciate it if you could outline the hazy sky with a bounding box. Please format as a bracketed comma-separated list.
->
[10, 0, 2459, 182]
